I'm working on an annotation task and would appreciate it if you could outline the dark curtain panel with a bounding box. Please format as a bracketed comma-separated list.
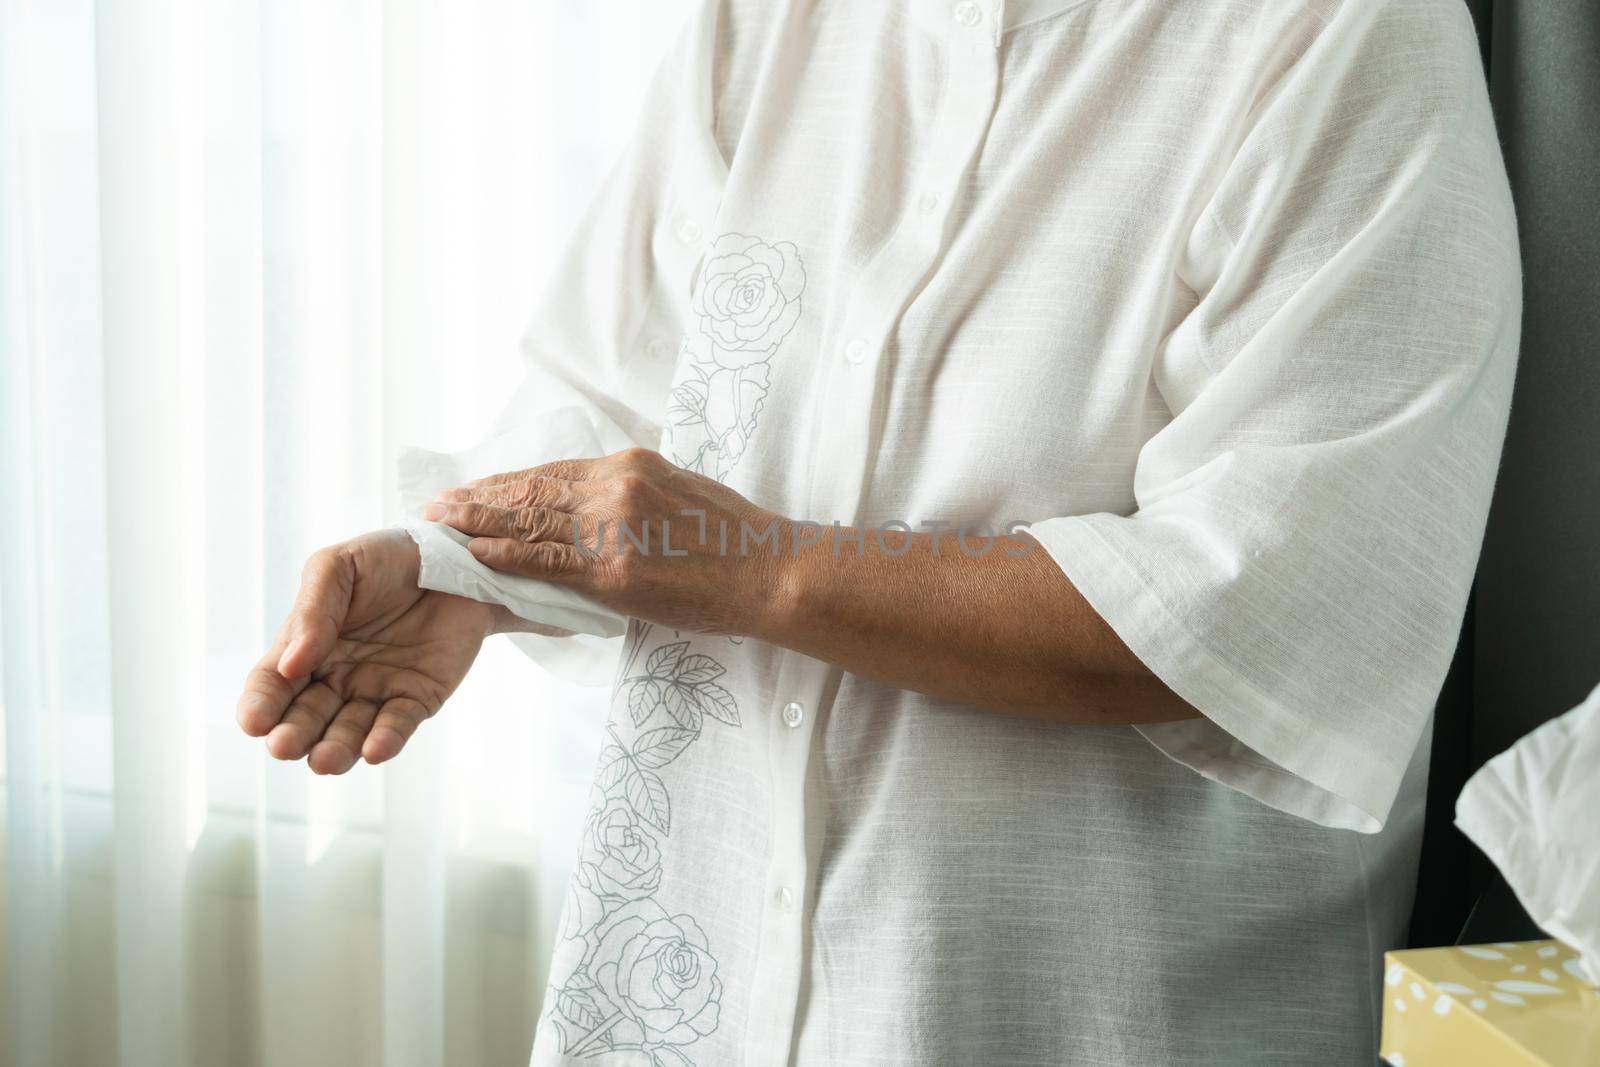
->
[1409, 0, 1600, 949]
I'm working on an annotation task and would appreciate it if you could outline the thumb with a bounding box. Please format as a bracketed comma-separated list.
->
[277, 547, 355, 679]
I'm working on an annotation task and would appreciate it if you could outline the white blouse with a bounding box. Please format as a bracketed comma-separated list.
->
[403, 0, 1521, 1063]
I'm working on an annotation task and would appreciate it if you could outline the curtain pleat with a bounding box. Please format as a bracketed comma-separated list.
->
[1473, 0, 1600, 755]
[377, 5, 449, 1063]
[1409, 0, 1600, 952]
[2, 3, 689, 1065]
[98, 0, 214, 1058]
[0, 9, 63, 1062]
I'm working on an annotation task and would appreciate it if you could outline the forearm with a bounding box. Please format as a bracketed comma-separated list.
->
[751, 526, 1200, 725]
[424, 450, 1200, 724]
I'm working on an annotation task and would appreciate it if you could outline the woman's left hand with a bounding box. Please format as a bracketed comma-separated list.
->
[423, 447, 794, 637]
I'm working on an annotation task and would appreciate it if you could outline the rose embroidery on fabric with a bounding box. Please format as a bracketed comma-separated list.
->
[561, 865, 609, 942]
[694, 234, 805, 356]
[591, 901, 723, 1046]
[667, 233, 806, 481]
[540, 623, 741, 1064]
[577, 798, 665, 908]
[668, 335, 773, 480]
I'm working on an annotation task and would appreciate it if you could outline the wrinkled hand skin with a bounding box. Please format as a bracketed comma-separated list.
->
[424, 447, 793, 639]
[235, 529, 494, 774]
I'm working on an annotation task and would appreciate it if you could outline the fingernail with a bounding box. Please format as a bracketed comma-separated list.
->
[277, 638, 302, 674]
[423, 502, 445, 520]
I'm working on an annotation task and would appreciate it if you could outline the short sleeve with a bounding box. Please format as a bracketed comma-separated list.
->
[1024, 0, 1521, 832]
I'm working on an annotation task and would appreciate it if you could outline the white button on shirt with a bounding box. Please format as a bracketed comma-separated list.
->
[417, 1, 1519, 1064]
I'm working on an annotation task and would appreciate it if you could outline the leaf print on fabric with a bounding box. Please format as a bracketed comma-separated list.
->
[623, 757, 673, 835]
[646, 641, 690, 677]
[632, 727, 699, 769]
[623, 639, 742, 733]
[665, 232, 805, 482]
[674, 654, 724, 685]
[541, 623, 744, 1063]
[627, 678, 667, 727]
[596, 724, 675, 834]
[556, 972, 606, 1031]
[691, 682, 740, 728]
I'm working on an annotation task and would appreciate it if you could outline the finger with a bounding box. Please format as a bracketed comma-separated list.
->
[265, 680, 342, 761]
[362, 696, 432, 765]
[467, 537, 587, 581]
[421, 500, 520, 536]
[237, 638, 311, 736]
[464, 457, 598, 489]
[423, 501, 577, 545]
[278, 548, 354, 680]
[308, 698, 379, 775]
[434, 475, 586, 511]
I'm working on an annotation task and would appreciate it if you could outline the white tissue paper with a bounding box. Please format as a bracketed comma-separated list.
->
[394, 405, 628, 685]
[1455, 680, 1600, 986]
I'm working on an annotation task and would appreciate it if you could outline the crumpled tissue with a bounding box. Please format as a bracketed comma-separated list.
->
[1455, 680, 1600, 986]
[394, 405, 628, 684]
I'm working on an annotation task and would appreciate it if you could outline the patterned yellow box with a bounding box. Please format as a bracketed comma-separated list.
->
[1380, 940, 1600, 1066]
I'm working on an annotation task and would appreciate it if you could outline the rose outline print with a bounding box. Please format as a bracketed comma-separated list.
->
[667, 233, 806, 482]
[539, 625, 742, 1064]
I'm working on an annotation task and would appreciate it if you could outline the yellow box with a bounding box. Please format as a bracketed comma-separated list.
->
[1380, 940, 1600, 1066]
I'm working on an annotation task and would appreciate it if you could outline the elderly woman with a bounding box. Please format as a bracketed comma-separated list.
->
[237, 0, 1519, 1063]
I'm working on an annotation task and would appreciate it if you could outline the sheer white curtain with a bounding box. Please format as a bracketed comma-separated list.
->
[0, 2, 689, 1064]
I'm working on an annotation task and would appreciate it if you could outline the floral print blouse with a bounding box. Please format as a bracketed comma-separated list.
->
[411, 0, 1520, 1063]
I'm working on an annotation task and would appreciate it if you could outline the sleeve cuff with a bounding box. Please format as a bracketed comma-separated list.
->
[1025, 513, 1408, 833]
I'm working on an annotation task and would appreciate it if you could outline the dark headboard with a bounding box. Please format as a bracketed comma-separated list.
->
[1409, 0, 1600, 948]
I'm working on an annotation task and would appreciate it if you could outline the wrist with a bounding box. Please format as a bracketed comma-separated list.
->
[740, 518, 820, 645]
[485, 603, 517, 637]
[484, 601, 585, 640]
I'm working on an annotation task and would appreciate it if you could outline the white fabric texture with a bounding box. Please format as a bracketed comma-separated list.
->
[1456, 682, 1600, 986]
[413, 0, 1519, 1064]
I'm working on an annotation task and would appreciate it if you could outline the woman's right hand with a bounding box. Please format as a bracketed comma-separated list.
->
[235, 529, 494, 774]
